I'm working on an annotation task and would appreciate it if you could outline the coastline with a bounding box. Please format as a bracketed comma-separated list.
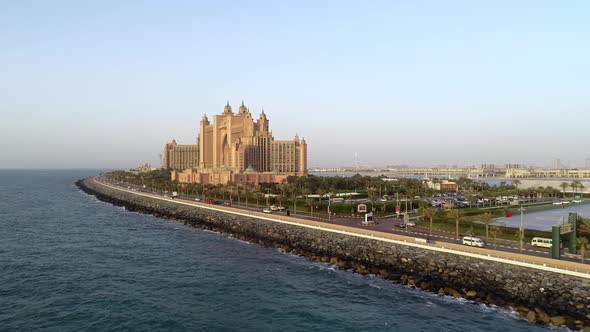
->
[76, 177, 590, 330]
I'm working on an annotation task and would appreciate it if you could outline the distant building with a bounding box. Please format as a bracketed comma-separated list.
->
[130, 163, 159, 174]
[424, 180, 459, 192]
[505, 168, 590, 178]
[170, 101, 307, 185]
[163, 139, 199, 170]
[504, 164, 521, 169]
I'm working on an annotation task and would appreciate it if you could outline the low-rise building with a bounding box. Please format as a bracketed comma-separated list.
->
[424, 179, 459, 192]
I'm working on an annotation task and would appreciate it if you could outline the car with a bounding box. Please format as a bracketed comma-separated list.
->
[462, 236, 484, 248]
[222, 201, 232, 206]
[195, 198, 201, 202]
[573, 199, 582, 203]
[531, 237, 553, 248]
[394, 223, 407, 228]
[553, 202, 563, 205]
[405, 222, 416, 227]
[262, 208, 272, 213]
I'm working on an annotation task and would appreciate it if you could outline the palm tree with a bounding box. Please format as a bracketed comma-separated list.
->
[490, 226, 503, 249]
[289, 183, 301, 215]
[560, 182, 570, 198]
[481, 212, 494, 241]
[367, 186, 378, 212]
[450, 208, 463, 239]
[578, 219, 590, 238]
[419, 205, 435, 236]
[577, 237, 589, 263]
[302, 188, 314, 217]
[512, 179, 521, 188]
[570, 180, 580, 198]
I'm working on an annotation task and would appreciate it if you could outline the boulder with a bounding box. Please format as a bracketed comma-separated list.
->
[526, 311, 537, 324]
[465, 290, 477, 299]
[549, 316, 566, 326]
[514, 306, 530, 315]
[534, 307, 551, 324]
[443, 287, 462, 298]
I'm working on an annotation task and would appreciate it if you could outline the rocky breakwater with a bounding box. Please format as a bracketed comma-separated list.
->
[77, 177, 590, 330]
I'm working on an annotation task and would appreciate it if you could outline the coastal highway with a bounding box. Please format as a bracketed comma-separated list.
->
[93, 178, 590, 277]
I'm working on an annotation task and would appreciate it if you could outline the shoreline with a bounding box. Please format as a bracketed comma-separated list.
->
[76, 177, 590, 330]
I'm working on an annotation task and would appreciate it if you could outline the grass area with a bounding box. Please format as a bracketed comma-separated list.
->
[417, 217, 553, 243]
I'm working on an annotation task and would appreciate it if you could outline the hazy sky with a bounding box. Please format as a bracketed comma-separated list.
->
[1, 1, 589, 169]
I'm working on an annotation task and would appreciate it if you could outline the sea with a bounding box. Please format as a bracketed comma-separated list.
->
[0, 170, 553, 331]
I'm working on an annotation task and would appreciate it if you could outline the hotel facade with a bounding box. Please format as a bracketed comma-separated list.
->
[165, 101, 307, 185]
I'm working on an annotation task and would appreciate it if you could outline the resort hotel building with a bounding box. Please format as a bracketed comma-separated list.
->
[164, 101, 307, 185]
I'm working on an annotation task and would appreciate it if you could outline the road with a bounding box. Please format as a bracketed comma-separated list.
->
[99, 178, 588, 268]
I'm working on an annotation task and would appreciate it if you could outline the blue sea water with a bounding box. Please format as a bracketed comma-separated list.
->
[0, 170, 551, 331]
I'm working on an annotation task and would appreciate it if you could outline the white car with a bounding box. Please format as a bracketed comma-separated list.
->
[462, 236, 484, 248]
[573, 199, 582, 203]
[195, 198, 201, 202]
[552, 202, 563, 205]
[262, 208, 272, 214]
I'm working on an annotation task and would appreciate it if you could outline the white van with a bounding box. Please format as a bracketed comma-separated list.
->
[462, 236, 484, 248]
[531, 237, 552, 248]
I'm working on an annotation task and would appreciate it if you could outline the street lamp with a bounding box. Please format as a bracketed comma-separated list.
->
[328, 194, 331, 221]
[519, 204, 525, 252]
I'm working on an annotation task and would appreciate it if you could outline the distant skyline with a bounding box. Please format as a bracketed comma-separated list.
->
[1, 1, 589, 169]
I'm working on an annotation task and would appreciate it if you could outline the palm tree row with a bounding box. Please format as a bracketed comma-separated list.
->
[559, 180, 586, 198]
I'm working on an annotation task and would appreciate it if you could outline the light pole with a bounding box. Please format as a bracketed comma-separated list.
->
[328, 194, 331, 221]
[518, 204, 524, 252]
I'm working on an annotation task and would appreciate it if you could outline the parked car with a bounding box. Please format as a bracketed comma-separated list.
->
[262, 208, 272, 213]
[195, 198, 201, 202]
[223, 201, 232, 206]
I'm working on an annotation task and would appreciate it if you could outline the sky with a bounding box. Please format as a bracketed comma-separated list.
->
[1, 0, 589, 169]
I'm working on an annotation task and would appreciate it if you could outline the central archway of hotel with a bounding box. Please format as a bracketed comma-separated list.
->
[221, 135, 229, 167]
